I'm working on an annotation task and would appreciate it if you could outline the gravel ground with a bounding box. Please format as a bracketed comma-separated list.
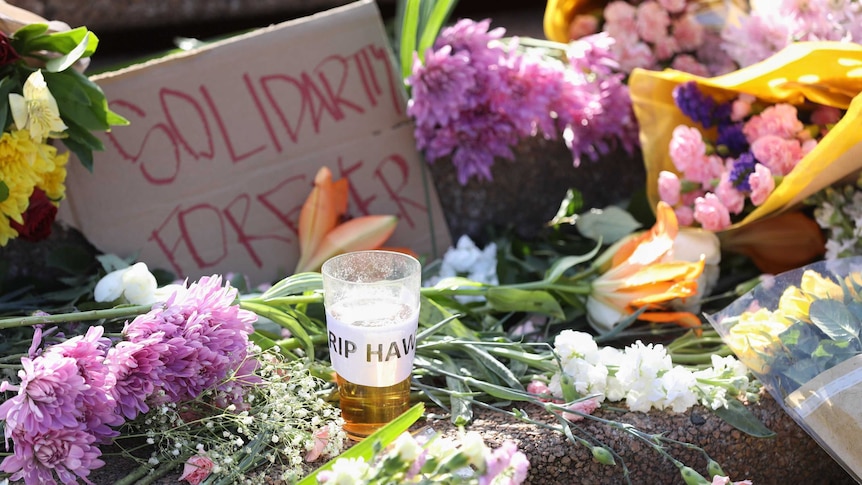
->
[90, 392, 855, 485]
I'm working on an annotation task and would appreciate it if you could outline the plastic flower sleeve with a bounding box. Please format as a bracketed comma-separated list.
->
[708, 256, 862, 483]
[630, 41, 862, 231]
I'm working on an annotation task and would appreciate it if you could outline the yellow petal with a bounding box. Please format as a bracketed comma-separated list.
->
[295, 215, 398, 273]
[800, 269, 844, 301]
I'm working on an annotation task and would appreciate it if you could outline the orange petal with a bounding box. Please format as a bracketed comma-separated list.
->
[638, 311, 703, 334]
[295, 215, 398, 273]
[295, 167, 347, 272]
[629, 280, 699, 306]
[611, 202, 678, 268]
[616, 260, 704, 290]
[719, 211, 825, 274]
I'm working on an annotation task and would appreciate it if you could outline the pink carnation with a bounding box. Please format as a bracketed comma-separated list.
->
[694, 193, 731, 230]
[672, 14, 704, 51]
[810, 105, 842, 126]
[748, 163, 775, 206]
[670, 55, 710, 77]
[563, 398, 601, 422]
[614, 41, 656, 72]
[604, 1, 637, 24]
[669, 125, 706, 173]
[715, 172, 745, 215]
[305, 426, 331, 462]
[743, 103, 803, 141]
[179, 453, 214, 485]
[636, 1, 671, 43]
[675, 205, 694, 226]
[658, 0, 687, 13]
[657, 170, 682, 206]
[730, 94, 755, 122]
[568, 14, 599, 39]
[527, 380, 556, 402]
[750, 135, 802, 176]
[652, 34, 679, 61]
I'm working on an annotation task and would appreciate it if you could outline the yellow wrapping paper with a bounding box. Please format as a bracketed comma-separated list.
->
[629, 41, 862, 231]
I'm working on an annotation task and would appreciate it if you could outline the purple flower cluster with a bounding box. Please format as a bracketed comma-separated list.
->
[408, 19, 637, 185]
[0, 276, 257, 485]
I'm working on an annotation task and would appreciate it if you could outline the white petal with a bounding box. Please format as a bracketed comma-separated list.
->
[8, 93, 27, 131]
[94, 268, 128, 302]
[121, 262, 158, 305]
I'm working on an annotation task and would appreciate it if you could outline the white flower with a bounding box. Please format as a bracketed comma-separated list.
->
[459, 431, 488, 469]
[425, 235, 499, 303]
[8, 70, 68, 142]
[392, 432, 423, 462]
[320, 457, 371, 484]
[657, 366, 698, 412]
[553, 330, 600, 365]
[94, 262, 183, 305]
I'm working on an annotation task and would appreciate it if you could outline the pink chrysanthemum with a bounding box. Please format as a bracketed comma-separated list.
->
[123, 275, 256, 404]
[43, 326, 121, 443]
[0, 354, 87, 440]
[104, 334, 169, 420]
[0, 426, 104, 485]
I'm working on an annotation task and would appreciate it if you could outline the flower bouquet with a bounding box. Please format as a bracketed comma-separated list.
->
[709, 256, 862, 482]
[629, 41, 862, 272]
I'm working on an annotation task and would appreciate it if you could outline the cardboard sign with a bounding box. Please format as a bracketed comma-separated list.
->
[58, 0, 450, 284]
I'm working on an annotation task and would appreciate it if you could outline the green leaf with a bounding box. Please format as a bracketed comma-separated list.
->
[261, 272, 323, 300]
[45, 32, 92, 72]
[419, 295, 474, 339]
[297, 403, 424, 485]
[399, 0, 420, 80]
[487, 287, 565, 320]
[25, 27, 99, 58]
[240, 301, 314, 359]
[576, 206, 643, 244]
[0, 180, 8, 203]
[461, 343, 525, 391]
[809, 298, 860, 341]
[10, 23, 50, 49]
[0, 76, 20, 131]
[544, 244, 601, 284]
[417, 0, 458, 56]
[61, 135, 94, 171]
[712, 399, 776, 438]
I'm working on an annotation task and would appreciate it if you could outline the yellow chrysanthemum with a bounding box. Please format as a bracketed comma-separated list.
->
[8, 70, 68, 142]
[0, 213, 18, 246]
[36, 148, 68, 201]
[0, 130, 45, 223]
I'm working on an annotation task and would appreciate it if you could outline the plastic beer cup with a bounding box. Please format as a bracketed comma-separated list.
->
[322, 250, 421, 440]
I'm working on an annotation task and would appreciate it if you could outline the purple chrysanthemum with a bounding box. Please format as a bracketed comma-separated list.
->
[434, 18, 505, 66]
[104, 334, 169, 420]
[43, 326, 121, 443]
[407, 46, 476, 128]
[123, 275, 256, 404]
[0, 354, 87, 440]
[673, 81, 731, 129]
[729, 152, 757, 191]
[0, 426, 104, 485]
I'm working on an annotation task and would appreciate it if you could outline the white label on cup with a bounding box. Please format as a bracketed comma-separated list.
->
[326, 298, 419, 387]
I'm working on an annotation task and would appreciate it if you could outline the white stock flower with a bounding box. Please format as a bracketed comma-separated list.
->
[426, 235, 499, 303]
[459, 431, 488, 469]
[392, 432, 423, 462]
[553, 330, 600, 365]
[657, 366, 698, 412]
[8, 70, 68, 142]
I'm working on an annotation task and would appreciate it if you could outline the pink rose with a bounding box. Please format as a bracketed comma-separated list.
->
[750, 135, 802, 175]
[305, 426, 331, 462]
[743, 103, 803, 141]
[563, 398, 601, 422]
[636, 1, 671, 43]
[747, 163, 774, 206]
[568, 14, 599, 39]
[179, 454, 214, 485]
[658, 170, 682, 206]
[694, 193, 731, 230]
[715, 172, 745, 214]
[672, 14, 704, 51]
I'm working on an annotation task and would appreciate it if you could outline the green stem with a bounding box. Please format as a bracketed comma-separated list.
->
[0, 305, 151, 329]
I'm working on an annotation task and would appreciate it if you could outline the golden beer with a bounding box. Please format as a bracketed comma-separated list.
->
[336, 374, 412, 440]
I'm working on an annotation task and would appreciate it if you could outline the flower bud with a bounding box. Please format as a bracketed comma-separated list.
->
[707, 459, 726, 478]
[591, 446, 616, 466]
[680, 466, 711, 485]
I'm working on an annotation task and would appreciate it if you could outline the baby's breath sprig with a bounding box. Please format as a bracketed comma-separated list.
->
[114, 345, 347, 485]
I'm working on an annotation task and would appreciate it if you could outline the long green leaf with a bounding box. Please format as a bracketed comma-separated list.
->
[399, 0, 420, 80]
[417, 0, 458, 55]
[462, 343, 524, 391]
[261, 272, 323, 300]
[297, 403, 425, 485]
[241, 301, 314, 358]
[544, 244, 602, 284]
[712, 399, 776, 438]
[487, 287, 565, 320]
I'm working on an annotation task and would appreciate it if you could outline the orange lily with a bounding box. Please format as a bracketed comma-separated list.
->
[587, 202, 708, 333]
[294, 167, 398, 273]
